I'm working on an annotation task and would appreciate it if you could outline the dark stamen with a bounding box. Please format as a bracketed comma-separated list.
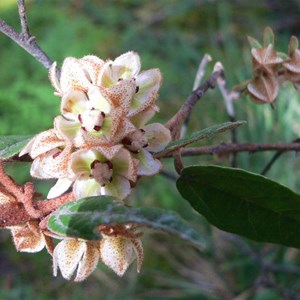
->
[78, 114, 82, 123]
[140, 128, 145, 133]
[91, 160, 101, 169]
[93, 125, 101, 131]
[52, 151, 62, 159]
[101, 111, 106, 118]
[122, 137, 132, 145]
[106, 161, 113, 169]
[135, 86, 140, 93]
[143, 143, 149, 148]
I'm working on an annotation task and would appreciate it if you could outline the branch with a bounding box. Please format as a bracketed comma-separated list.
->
[180, 54, 213, 139]
[161, 142, 300, 158]
[0, 0, 54, 71]
[214, 62, 240, 167]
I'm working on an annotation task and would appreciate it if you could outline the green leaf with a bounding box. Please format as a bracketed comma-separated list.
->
[177, 165, 300, 249]
[155, 121, 246, 158]
[48, 196, 206, 248]
[247, 36, 262, 49]
[0, 135, 32, 159]
[263, 26, 274, 47]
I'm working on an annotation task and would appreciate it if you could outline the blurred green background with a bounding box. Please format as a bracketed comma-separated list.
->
[1, 0, 300, 299]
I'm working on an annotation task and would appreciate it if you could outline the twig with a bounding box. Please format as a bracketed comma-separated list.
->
[0, 0, 54, 71]
[180, 54, 212, 139]
[161, 142, 300, 158]
[261, 138, 300, 175]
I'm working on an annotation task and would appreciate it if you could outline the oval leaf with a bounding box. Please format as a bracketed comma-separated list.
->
[177, 165, 300, 249]
[0, 135, 32, 159]
[155, 121, 246, 158]
[47, 196, 206, 249]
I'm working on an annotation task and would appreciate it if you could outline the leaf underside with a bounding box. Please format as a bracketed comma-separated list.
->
[155, 121, 246, 158]
[48, 196, 206, 249]
[177, 165, 300, 249]
[0, 135, 32, 159]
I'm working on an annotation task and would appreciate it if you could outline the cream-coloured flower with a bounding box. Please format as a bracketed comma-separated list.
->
[122, 111, 171, 176]
[98, 51, 162, 117]
[20, 129, 75, 199]
[70, 146, 138, 200]
[55, 80, 137, 146]
[100, 234, 143, 276]
[49, 55, 104, 96]
[53, 239, 100, 282]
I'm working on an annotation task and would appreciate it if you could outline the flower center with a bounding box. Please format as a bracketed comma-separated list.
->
[122, 129, 148, 153]
[90, 160, 113, 186]
[78, 110, 105, 132]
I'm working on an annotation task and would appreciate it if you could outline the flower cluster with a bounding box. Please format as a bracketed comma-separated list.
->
[15, 52, 171, 281]
[246, 27, 300, 105]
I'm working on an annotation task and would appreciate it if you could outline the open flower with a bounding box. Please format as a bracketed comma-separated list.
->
[122, 108, 171, 176]
[53, 239, 100, 282]
[20, 129, 75, 199]
[98, 51, 162, 117]
[55, 80, 137, 146]
[70, 146, 138, 200]
[100, 234, 143, 276]
[49, 55, 104, 96]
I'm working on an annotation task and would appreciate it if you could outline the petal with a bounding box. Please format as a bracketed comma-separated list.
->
[130, 105, 158, 128]
[106, 79, 136, 111]
[143, 123, 171, 152]
[19, 129, 65, 159]
[54, 116, 82, 144]
[100, 236, 136, 276]
[11, 221, 45, 253]
[87, 86, 111, 114]
[112, 148, 137, 182]
[96, 60, 114, 87]
[71, 149, 102, 177]
[93, 144, 123, 161]
[47, 178, 73, 199]
[134, 149, 162, 176]
[61, 90, 90, 121]
[102, 175, 131, 200]
[53, 239, 86, 280]
[60, 57, 92, 93]
[110, 118, 136, 144]
[73, 178, 101, 199]
[49, 62, 61, 95]
[75, 242, 100, 282]
[30, 144, 73, 179]
[79, 55, 104, 84]
[112, 51, 141, 80]
[128, 69, 162, 117]
[131, 238, 143, 273]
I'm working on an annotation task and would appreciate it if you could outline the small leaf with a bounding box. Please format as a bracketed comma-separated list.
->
[0, 135, 32, 159]
[48, 196, 206, 249]
[263, 26, 274, 47]
[155, 121, 246, 158]
[247, 36, 262, 49]
[289, 36, 299, 55]
[177, 165, 300, 249]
